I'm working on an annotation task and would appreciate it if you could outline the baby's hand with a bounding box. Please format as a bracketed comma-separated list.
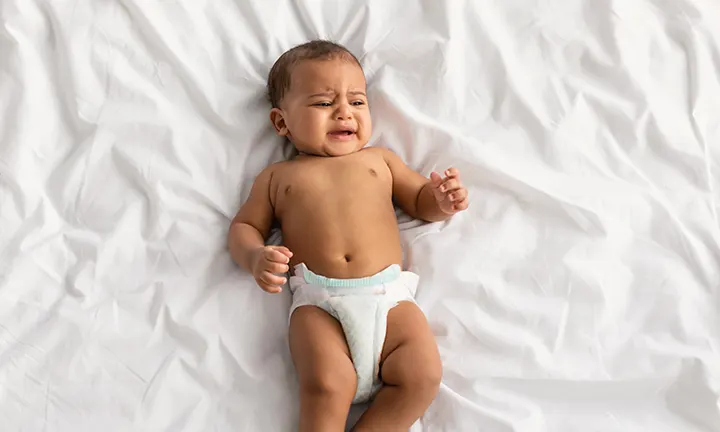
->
[250, 246, 293, 293]
[429, 168, 469, 215]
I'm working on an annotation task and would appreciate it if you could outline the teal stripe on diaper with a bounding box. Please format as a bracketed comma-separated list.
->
[302, 264, 401, 287]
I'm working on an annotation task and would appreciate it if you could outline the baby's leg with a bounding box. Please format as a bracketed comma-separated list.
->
[289, 305, 358, 432]
[353, 302, 442, 431]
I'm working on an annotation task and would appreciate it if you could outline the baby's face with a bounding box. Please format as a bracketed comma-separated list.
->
[271, 59, 371, 157]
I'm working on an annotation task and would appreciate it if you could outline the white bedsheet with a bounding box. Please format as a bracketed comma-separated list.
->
[2, 0, 720, 431]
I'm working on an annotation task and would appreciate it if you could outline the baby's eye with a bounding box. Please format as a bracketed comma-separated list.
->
[351, 100, 365, 106]
[313, 102, 332, 107]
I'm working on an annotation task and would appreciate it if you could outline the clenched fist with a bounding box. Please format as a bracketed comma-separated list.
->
[250, 245, 293, 293]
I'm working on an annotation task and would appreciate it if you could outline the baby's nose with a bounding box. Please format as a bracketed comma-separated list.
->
[335, 104, 352, 120]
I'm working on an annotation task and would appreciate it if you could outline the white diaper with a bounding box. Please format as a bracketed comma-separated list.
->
[288, 263, 419, 403]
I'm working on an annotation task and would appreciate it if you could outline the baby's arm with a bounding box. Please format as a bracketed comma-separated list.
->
[228, 167, 292, 293]
[378, 148, 468, 222]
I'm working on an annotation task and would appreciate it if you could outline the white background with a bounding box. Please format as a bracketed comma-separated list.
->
[1, 0, 719, 431]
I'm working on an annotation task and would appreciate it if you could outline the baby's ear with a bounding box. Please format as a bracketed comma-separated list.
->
[270, 108, 289, 136]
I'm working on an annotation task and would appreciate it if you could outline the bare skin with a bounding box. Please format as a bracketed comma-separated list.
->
[228, 57, 469, 431]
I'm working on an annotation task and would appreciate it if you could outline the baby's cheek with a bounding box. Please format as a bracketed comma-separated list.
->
[361, 116, 372, 133]
[307, 116, 325, 135]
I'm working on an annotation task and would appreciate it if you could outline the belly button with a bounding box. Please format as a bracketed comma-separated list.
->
[344, 254, 351, 262]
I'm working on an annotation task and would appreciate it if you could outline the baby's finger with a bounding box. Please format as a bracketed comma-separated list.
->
[429, 171, 443, 186]
[259, 271, 286, 286]
[264, 248, 291, 263]
[258, 281, 282, 294]
[444, 167, 460, 179]
[439, 178, 462, 193]
[265, 262, 290, 274]
[270, 246, 294, 259]
[453, 198, 469, 211]
[448, 188, 467, 202]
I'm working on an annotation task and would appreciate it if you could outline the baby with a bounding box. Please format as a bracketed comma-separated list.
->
[228, 40, 469, 431]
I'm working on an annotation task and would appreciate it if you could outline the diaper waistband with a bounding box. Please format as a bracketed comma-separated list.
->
[294, 263, 401, 288]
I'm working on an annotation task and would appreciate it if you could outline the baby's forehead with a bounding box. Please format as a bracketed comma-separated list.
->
[288, 59, 366, 94]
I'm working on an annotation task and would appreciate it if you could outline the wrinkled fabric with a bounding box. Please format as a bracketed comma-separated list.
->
[1, 0, 719, 431]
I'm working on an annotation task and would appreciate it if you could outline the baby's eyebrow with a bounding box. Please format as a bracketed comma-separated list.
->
[306, 90, 366, 98]
[307, 91, 334, 98]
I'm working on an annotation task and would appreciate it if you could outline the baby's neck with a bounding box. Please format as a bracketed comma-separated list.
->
[295, 152, 317, 159]
[296, 151, 339, 159]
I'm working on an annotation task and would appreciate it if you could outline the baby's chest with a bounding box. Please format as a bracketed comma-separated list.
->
[274, 163, 391, 208]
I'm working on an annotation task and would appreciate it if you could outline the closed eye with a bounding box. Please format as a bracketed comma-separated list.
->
[351, 100, 365, 106]
[313, 102, 332, 107]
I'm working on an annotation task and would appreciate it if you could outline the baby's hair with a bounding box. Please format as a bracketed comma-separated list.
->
[267, 40, 362, 108]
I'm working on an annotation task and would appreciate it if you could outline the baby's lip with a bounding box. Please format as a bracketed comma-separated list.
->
[328, 125, 357, 134]
[327, 128, 356, 141]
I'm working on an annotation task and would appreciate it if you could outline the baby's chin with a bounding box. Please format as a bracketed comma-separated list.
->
[297, 138, 367, 157]
[326, 140, 368, 157]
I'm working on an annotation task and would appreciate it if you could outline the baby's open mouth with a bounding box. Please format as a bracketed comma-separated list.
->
[328, 130, 355, 137]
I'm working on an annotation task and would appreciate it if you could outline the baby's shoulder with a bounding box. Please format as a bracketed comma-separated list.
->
[361, 146, 388, 157]
[357, 146, 394, 165]
[362, 146, 405, 162]
[265, 159, 303, 178]
[248, 161, 295, 193]
[258, 159, 296, 176]
[259, 160, 308, 192]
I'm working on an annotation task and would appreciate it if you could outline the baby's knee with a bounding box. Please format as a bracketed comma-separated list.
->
[300, 365, 357, 401]
[401, 353, 442, 399]
[417, 360, 442, 395]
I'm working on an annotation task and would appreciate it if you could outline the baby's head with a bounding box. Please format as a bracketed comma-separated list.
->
[267, 40, 371, 157]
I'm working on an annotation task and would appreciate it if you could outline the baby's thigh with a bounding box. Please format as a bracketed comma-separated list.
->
[289, 305, 357, 394]
[380, 301, 442, 384]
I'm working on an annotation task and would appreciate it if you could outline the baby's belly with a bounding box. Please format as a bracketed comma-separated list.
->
[281, 210, 404, 279]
